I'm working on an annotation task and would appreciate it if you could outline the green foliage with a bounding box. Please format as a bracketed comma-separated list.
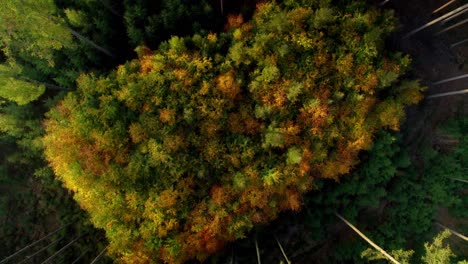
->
[0, 1, 120, 259]
[0, 0, 77, 98]
[0, 63, 46, 105]
[361, 231, 461, 264]
[356, 118, 466, 262]
[123, 0, 221, 48]
[297, 132, 410, 262]
[286, 147, 302, 165]
[422, 230, 456, 264]
[0, 103, 43, 153]
[43, 1, 424, 263]
[64, 8, 87, 28]
[361, 248, 414, 264]
[0, 0, 125, 92]
[0, 0, 73, 67]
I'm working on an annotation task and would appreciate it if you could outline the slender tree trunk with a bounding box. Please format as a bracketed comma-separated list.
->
[436, 18, 468, 35]
[427, 89, 468, 98]
[403, 4, 468, 38]
[448, 177, 468, 183]
[451, 37, 468, 48]
[0, 224, 70, 264]
[14, 75, 71, 91]
[379, 0, 389, 6]
[42, 13, 115, 58]
[275, 236, 291, 264]
[254, 237, 261, 264]
[100, 0, 122, 17]
[433, 0, 458, 14]
[42, 82, 71, 91]
[90, 247, 108, 264]
[69, 29, 115, 58]
[441, 8, 468, 24]
[17, 236, 65, 264]
[39, 233, 87, 264]
[436, 223, 468, 241]
[71, 250, 89, 264]
[432, 74, 468, 85]
[335, 212, 400, 264]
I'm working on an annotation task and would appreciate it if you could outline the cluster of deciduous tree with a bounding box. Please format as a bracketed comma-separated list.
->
[43, 1, 425, 262]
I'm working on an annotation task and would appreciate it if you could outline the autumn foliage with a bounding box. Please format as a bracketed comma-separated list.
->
[43, 1, 424, 263]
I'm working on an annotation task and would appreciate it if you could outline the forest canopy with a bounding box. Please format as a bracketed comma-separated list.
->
[43, 1, 425, 263]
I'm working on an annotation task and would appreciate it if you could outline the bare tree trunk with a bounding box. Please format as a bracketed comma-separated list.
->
[403, 4, 468, 38]
[432, 74, 468, 85]
[42, 82, 71, 91]
[436, 223, 468, 241]
[451, 37, 468, 48]
[427, 89, 468, 98]
[69, 29, 115, 58]
[15, 75, 71, 91]
[39, 233, 86, 264]
[17, 236, 65, 264]
[100, 0, 122, 17]
[436, 18, 468, 35]
[275, 236, 291, 264]
[441, 8, 468, 24]
[433, 0, 458, 14]
[335, 212, 400, 264]
[70, 249, 89, 264]
[255, 237, 261, 264]
[41, 13, 115, 58]
[0, 224, 70, 264]
[448, 177, 468, 183]
[379, 0, 389, 6]
[90, 247, 108, 264]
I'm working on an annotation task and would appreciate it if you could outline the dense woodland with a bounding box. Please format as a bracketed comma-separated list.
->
[0, 0, 466, 263]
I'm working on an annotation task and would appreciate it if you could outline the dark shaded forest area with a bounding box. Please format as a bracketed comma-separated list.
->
[0, 0, 466, 263]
